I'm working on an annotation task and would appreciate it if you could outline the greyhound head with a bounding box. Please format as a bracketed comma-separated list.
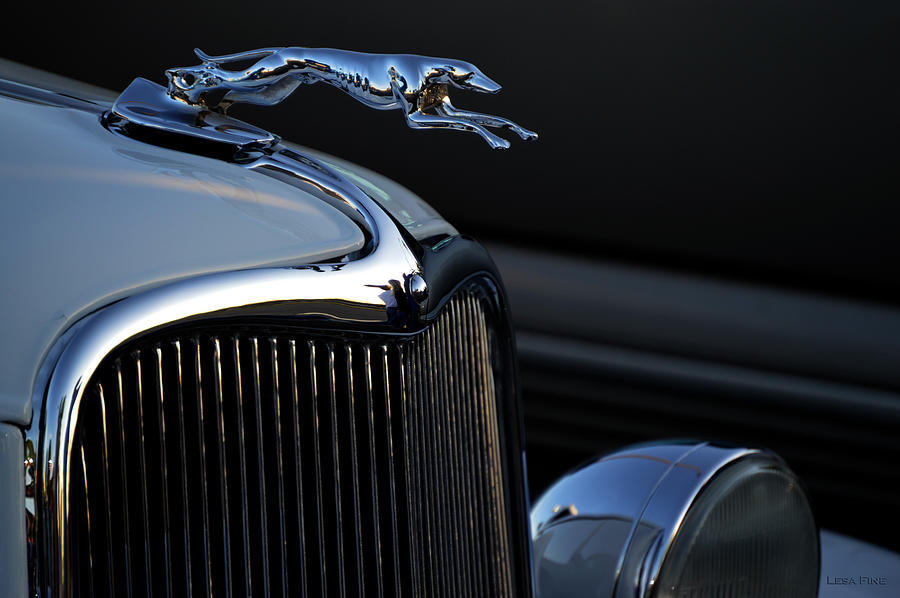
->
[165, 64, 226, 105]
[438, 60, 502, 94]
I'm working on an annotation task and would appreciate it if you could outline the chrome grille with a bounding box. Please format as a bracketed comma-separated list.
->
[68, 291, 514, 597]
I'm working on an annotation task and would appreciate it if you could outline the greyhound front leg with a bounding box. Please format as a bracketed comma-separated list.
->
[389, 77, 510, 149]
[406, 111, 511, 149]
[437, 97, 538, 141]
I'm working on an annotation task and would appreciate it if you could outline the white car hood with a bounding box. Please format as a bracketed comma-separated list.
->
[0, 73, 370, 425]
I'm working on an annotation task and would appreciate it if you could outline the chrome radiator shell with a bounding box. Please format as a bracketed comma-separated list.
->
[25, 140, 532, 597]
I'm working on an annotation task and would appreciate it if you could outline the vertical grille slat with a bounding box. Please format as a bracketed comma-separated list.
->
[363, 345, 386, 598]
[398, 347, 420, 597]
[270, 338, 289, 597]
[211, 338, 234, 598]
[345, 344, 365, 596]
[231, 336, 253, 598]
[78, 444, 95, 597]
[69, 289, 517, 597]
[249, 337, 272, 598]
[114, 364, 135, 598]
[327, 344, 348, 598]
[247, 337, 271, 596]
[422, 331, 444, 598]
[308, 340, 327, 596]
[380, 344, 403, 597]
[96, 384, 116, 595]
[411, 341, 434, 598]
[428, 326, 446, 598]
[433, 324, 453, 598]
[191, 338, 213, 598]
[133, 351, 153, 598]
[288, 339, 310, 598]
[172, 340, 193, 598]
[152, 346, 174, 598]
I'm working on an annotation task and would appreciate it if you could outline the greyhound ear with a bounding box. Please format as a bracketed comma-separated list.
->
[445, 65, 473, 81]
[191, 47, 279, 66]
[194, 48, 213, 62]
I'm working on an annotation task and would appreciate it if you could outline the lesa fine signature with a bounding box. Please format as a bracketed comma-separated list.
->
[825, 575, 888, 585]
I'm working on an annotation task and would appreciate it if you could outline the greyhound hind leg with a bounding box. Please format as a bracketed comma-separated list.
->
[437, 97, 538, 141]
[221, 76, 303, 106]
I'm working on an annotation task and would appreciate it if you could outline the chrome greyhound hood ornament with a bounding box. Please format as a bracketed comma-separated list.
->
[162, 47, 537, 149]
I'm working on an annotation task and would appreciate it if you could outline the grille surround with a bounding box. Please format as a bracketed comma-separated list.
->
[29, 263, 532, 598]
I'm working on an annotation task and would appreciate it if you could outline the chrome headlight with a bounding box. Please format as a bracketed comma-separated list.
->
[531, 441, 819, 598]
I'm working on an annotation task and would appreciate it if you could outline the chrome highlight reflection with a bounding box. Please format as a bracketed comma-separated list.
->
[165, 47, 537, 149]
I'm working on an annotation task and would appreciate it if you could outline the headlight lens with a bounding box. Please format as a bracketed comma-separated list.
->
[654, 456, 818, 597]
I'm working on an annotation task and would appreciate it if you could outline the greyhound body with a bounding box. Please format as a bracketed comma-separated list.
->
[166, 47, 537, 149]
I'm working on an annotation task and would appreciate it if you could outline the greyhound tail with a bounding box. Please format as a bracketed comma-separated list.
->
[194, 47, 281, 65]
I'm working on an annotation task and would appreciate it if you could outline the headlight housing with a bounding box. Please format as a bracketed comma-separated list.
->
[531, 441, 819, 598]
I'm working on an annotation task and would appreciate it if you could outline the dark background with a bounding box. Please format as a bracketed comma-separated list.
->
[5, 1, 900, 551]
[4, 1, 899, 300]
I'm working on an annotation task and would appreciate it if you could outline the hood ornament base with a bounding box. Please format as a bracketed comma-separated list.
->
[108, 77, 278, 149]
[165, 47, 537, 149]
